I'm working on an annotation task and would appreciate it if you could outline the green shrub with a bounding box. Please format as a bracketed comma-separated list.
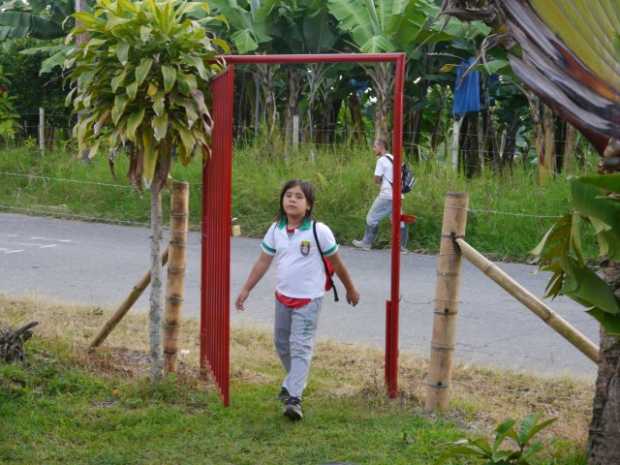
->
[441, 414, 557, 465]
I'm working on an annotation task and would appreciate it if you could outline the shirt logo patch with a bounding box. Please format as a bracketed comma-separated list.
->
[300, 240, 311, 256]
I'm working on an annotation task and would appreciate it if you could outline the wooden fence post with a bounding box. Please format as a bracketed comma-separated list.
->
[292, 114, 300, 148]
[164, 181, 189, 373]
[426, 192, 469, 412]
[455, 237, 599, 363]
[89, 249, 169, 351]
[38, 108, 45, 154]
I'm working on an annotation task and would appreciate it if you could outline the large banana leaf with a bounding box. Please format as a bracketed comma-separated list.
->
[442, 0, 620, 154]
[503, 1, 620, 150]
[0, 10, 64, 39]
[531, 174, 620, 335]
[0, 0, 74, 39]
[209, 0, 274, 53]
[328, 0, 438, 53]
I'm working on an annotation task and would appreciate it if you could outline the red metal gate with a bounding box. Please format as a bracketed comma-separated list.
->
[201, 67, 234, 405]
[202, 53, 406, 405]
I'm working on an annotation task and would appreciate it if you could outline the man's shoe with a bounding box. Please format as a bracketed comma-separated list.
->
[352, 240, 371, 251]
[277, 386, 290, 403]
[283, 396, 303, 421]
[400, 246, 410, 254]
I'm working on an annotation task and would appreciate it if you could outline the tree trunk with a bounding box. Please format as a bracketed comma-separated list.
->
[587, 260, 620, 465]
[368, 63, 393, 142]
[306, 64, 327, 145]
[254, 77, 260, 140]
[149, 182, 164, 381]
[501, 115, 520, 173]
[284, 68, 303, 149]
[477, 111, 486, 171]
[459, 112, 480, 178]
[348, 93, 366, 145]
[408, 109, 423, 161]
[451, 117, 463, 171]
[255, 65, 278, 138]
[539, 104, 556, 182]
[563, 123, 578, 175]
[313, 94, 342, 145]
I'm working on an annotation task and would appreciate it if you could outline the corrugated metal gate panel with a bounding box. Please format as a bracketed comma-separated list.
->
[201, 67, 234, 406]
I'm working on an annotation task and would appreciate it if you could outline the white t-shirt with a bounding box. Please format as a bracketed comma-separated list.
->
[260, 218, 338, 299]
[375, 153, 394, 200]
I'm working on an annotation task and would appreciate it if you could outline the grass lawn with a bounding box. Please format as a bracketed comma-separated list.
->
[1, 295, 590, 465]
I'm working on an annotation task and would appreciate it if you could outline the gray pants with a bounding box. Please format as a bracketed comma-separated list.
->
[274, 298, 322, 399]
[362, 196, 409, 247]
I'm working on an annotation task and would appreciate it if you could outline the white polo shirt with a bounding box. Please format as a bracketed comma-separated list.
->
[261, 218, 338, 299]
[375, 153, 394, 200]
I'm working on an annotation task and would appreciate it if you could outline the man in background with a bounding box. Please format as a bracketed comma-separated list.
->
[352, 139, 409, 253]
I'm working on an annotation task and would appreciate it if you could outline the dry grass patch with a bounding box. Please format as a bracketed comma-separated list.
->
[1, 293, 592, 445]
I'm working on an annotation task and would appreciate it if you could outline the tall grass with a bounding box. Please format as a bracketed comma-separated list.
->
[0, 144, 596, 260]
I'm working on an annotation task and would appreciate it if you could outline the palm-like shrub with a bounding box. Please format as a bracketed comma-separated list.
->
[66, 0, 228, 379]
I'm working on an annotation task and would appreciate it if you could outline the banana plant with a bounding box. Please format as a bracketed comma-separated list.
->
[268, 0, 340, 145]
[0, 0, 74, 40]
[327, 0, 443, 140]
[441, 2, 620, 464]
[208, 0, 274, 53]
[65, 0, 228, 380]
[0, 0, 78, 75]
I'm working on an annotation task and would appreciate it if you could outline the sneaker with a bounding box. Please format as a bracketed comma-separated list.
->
[283, 396, 303, 421]
[352, 239, 371, 251]
[277, 386, 290, 403]
[400, 246, 410, 254]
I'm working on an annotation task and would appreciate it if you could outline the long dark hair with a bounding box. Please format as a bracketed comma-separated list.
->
[278, 179, 315, 222]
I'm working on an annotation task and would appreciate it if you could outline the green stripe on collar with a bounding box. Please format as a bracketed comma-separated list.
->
[277, 217, 312, 231]
[300, 217, 311, 231]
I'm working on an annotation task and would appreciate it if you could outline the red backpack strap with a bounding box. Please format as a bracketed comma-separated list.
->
[312, 220, 339, 302]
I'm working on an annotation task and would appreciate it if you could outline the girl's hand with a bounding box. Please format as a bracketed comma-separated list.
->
[346, 288, 360, 307]
[235, 289, 250, 311]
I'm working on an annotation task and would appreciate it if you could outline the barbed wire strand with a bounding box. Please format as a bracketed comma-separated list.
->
[0, 171, 564, 221]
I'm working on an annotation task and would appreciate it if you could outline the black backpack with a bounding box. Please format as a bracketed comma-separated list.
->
[384, 155, 416, 194]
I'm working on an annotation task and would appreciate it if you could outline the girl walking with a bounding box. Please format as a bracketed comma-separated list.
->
[235, 179, 360, 421]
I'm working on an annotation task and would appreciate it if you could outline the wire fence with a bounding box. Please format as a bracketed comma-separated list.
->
[0, 170, 565, 229]
[7, 112, 579, 156]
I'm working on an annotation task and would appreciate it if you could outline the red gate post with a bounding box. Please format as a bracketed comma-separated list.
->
[201, 66, 235, 406]
[386, 54, 406, 398]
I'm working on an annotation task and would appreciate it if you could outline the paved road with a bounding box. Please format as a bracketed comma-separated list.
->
[0, 213, 598, 378]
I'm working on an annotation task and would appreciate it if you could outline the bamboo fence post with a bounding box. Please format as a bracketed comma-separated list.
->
[89, 248, 169, 351]
[164, 181, 189, 374]
[426, 192, 469, 412]
[455, 238, 599, 363]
